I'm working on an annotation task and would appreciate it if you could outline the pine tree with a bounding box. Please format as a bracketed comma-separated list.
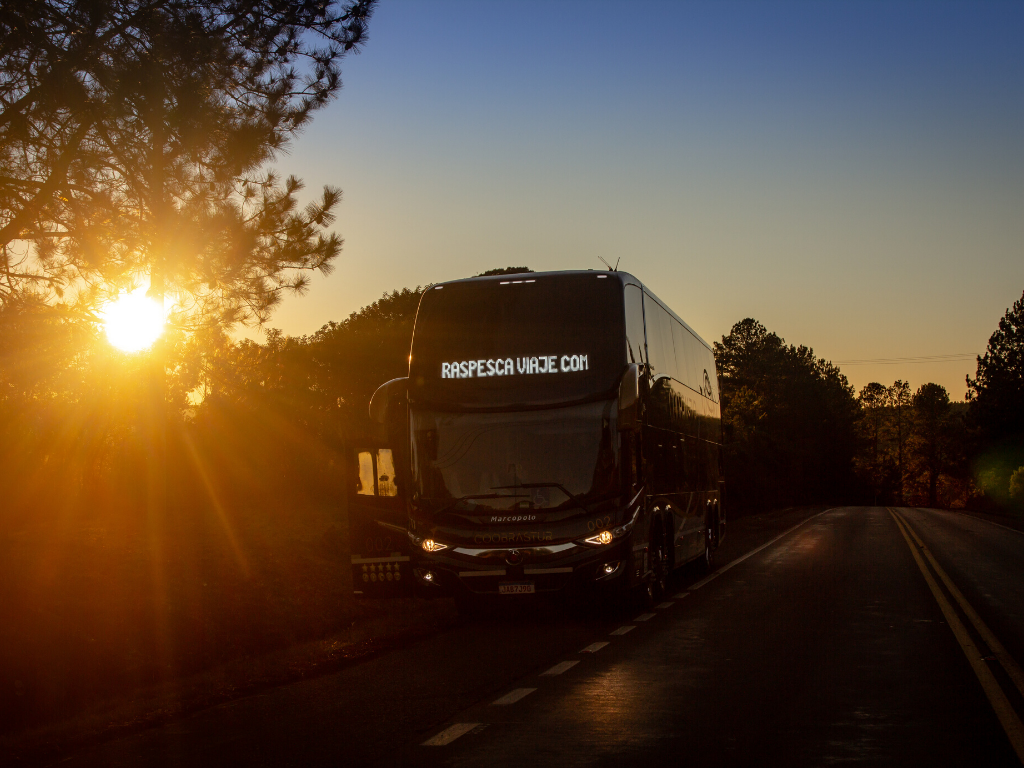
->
[968, 290, 1024, 444]
[885, 380, 912, 504]
[967, 289, 1024, 508]
[909, 382, 951, 507]
[713, 318, 859, 511]
[0, 1, 375, 328]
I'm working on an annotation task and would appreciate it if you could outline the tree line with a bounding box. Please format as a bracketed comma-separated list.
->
[5, 278, 1018, 529]
[714, 294, 1023, 514]
[177, 280, 1022, 518]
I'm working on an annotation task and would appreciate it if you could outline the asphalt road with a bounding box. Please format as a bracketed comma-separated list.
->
[52, 507, 1024, 767]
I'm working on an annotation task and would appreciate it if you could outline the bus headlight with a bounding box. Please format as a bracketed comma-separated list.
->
[584, 530, 614, 546]
[421, 538, 449, 553]
[581, 507, 641, 547]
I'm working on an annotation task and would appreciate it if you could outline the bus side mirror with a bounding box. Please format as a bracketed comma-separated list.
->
[369, 377, 409, 425]
[618, 364, 640, 431]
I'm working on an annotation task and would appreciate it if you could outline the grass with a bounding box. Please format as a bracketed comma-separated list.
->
[0, 474, 462, 764]
[1, 595, 457, 766]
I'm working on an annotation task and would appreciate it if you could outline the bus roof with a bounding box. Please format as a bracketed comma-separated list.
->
[429, 270, 713, 354]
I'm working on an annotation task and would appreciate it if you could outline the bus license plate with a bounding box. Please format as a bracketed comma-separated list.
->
[499, 582, 535, 595]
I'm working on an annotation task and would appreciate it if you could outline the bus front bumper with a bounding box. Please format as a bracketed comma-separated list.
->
[411, 537, 639, 598]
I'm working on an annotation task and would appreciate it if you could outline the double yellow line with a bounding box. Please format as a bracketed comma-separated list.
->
[889, 508, 1024, 764]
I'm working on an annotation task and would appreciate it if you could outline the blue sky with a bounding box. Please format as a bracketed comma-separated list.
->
[254, 0, 1024, 398]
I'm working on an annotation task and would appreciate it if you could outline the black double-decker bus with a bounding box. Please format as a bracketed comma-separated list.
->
[368, 270, 723, 607]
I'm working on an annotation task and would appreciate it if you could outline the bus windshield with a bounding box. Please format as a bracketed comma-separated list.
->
[410, 400, 619, 514]
[409, 273, 626, 408]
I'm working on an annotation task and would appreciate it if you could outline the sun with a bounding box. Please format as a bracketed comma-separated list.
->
[102, 287, 166, 352]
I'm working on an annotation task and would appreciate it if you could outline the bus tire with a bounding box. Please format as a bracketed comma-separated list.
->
[699, 510, 716, 574]
[633, 517, 667, 610]
[650, 516, 668, 601]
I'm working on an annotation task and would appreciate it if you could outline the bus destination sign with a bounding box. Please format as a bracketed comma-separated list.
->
[441, 354, 590, 379]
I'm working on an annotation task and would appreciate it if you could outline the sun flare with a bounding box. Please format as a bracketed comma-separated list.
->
[102, 287, 166, 352]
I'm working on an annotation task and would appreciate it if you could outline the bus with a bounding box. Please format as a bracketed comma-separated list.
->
[368, 270, 724, 608]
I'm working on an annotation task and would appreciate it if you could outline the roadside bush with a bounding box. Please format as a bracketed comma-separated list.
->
[1010, 466, 1024, 512]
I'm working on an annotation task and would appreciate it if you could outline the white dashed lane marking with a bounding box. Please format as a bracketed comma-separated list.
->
[541, 660, 578, 676]
[491, 688, 537, 706]
[422, 723, 481, 746]
[420, 513, 834, 749]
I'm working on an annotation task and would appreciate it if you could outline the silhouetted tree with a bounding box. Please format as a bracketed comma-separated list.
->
[854, 379, 973, 508]
[714, 318, 859, 511]
[968, 290, 1024, 443]
[1, 0, 375, 328]
[477, 267, 533, 276]
[941, 401, 974, 508]
[885, 380, 912, 503]
[909, 383, 952, 507]
[967, 289, 1024, 510]
[304, 287, 425, 437]
[855, 382, 891, 503]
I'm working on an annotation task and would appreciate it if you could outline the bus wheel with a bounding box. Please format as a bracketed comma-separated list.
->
[633, 518, 667, 610]
[700, 512, 716, 574]
[650, 518, 668, 601]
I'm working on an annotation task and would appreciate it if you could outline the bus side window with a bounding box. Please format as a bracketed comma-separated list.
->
[624, 284, 647, 366]
[357, 451, 376, 495]
[671, 320, 696, 390]
[377, 449, 398, 497]
[705, 348, 721, 403]
[643, 292, 676, 380]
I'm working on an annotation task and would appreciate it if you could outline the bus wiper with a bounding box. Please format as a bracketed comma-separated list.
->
[489, 483, 590, 515]
[429, 492, 509, 518]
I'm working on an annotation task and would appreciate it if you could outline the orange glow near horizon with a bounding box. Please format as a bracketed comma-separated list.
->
[102, 287, 166, 352]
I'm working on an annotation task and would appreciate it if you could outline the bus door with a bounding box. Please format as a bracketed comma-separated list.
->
[351, 447, 412, 596]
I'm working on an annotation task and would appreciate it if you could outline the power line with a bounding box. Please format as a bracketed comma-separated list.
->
[834, 353, 977, 366]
